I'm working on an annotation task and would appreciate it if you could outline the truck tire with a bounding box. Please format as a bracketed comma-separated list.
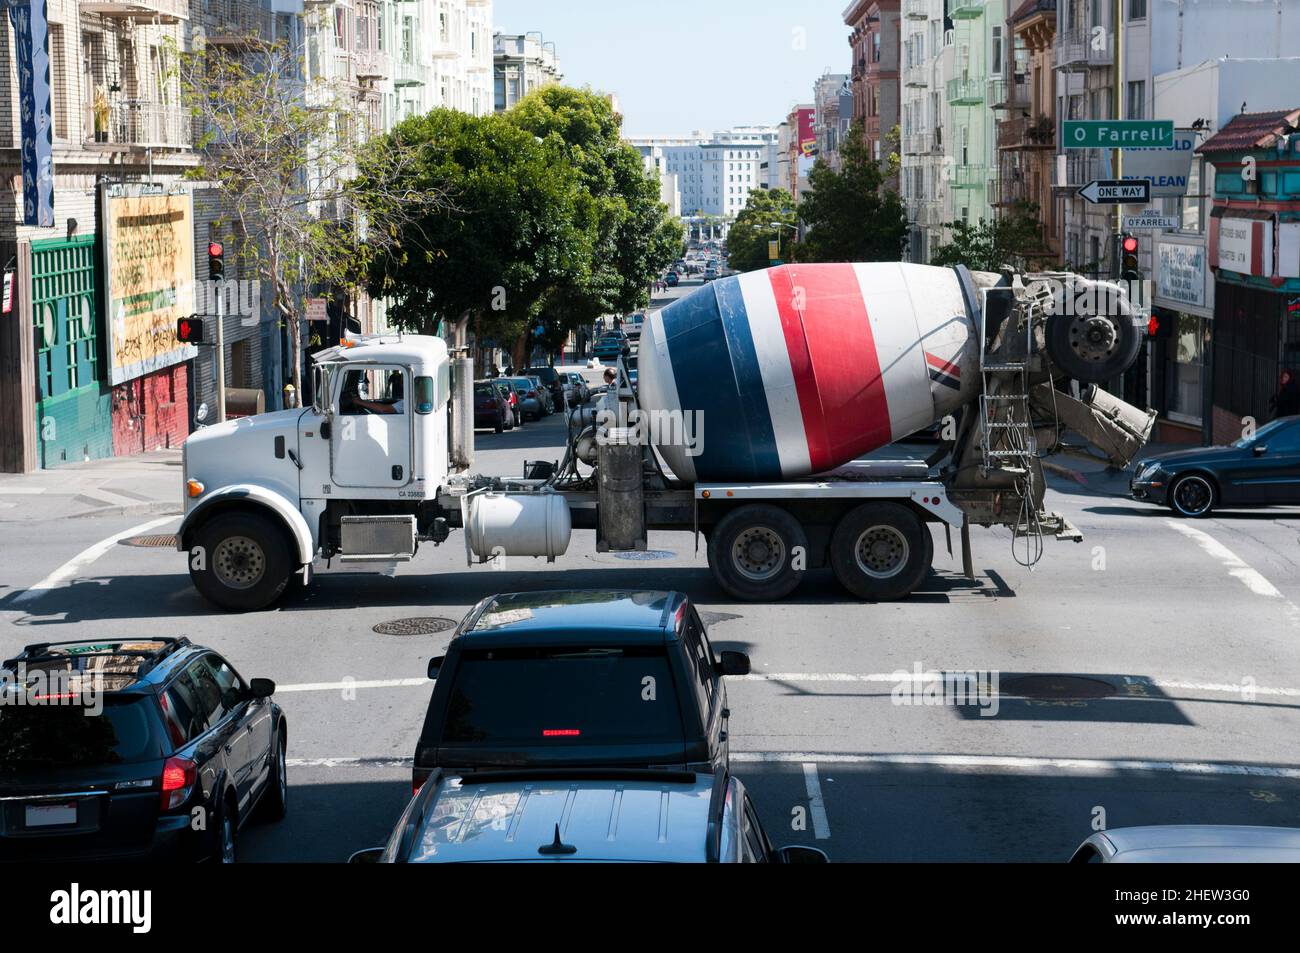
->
[829, 503, 932, 601]
[190, 511, 294, 612]
[707, 504, 808, 601]
[1045, 288, 1142, 384]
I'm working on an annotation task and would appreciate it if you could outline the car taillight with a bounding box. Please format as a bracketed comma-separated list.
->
[543, 729, 581, 738]
[159, 756, 197, 811]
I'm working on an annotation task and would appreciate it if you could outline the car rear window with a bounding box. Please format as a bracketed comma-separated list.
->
[0, 697, 163, 767]
[441, 646, 684, 747]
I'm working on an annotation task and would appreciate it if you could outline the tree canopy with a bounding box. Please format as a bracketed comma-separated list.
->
[929, 200, 1049, 272]
[725, 189, 797, 272]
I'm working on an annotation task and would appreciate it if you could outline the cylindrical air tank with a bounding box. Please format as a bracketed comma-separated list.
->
[637, 262, 983, 482]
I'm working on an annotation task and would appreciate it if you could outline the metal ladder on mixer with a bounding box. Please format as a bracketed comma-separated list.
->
[977, 286, 1038, 477]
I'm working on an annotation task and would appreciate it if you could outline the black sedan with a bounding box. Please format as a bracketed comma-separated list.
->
[1131, 416, 1300, 517]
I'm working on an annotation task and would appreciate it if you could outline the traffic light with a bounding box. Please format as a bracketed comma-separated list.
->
[208, 241, 225, 281]
[176, 316, 206, 344]
[1120, 233, 1140, 281]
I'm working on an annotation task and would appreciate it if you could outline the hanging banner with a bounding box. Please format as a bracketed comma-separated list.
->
[9, 0, 55, 227]
[798, 108, 816, 158]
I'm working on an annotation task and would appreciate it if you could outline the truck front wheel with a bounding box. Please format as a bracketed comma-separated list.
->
[829, 503, 933, 601]
[190, 512, 294, 612]
[707, 504, 807, 601]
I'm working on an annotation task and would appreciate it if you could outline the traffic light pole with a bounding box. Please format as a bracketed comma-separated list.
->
[215, 275, 226, 424]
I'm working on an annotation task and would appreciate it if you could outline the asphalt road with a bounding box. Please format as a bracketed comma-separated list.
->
[5, 280, 1300, 862]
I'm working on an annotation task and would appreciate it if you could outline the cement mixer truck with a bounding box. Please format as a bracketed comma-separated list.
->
[177, 262, 1156, 611]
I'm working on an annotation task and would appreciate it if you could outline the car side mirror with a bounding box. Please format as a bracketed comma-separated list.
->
[348, 847, 385, 864]
[715, 651, 751, 677]
[249, 678, 276, 699]
[1254, 444, 1269, 456]
[427, 656, 445, 680]
[776, 845, 829, 864]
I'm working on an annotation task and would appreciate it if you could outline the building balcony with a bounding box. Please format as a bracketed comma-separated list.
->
[997, 114, 1056, 150]
[1052, 151, 1102, 190]
[333, 50, 356, 85]
[355, 47, 392, 80]
[79, 0, 188, 23]
[392, 58, 426, 87]
[949, 0, 985, 19]
[902, 133, 928, 156]
[904, 64, 928, 88]
[85, 99, 191, 151]
[1054, 25, 1114, 71]
[946, 78, 983, 106]
[951, 165, 988, 190]
[912, 200, 945, 226]
[988, 77, 1030, 110]
[205, 0, 274, 44]
[903, 0, 928, 19]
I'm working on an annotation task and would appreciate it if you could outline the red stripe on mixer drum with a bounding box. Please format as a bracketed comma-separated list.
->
[768, 264, 892, 472]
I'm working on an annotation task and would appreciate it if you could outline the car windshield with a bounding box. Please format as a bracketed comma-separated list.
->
[0, 696, 163, 768]
[1233, 419, 1295, 449]
[441, 646, 684, 747]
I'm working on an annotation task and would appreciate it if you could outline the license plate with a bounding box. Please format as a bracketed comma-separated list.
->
[25, 803, 77, 827]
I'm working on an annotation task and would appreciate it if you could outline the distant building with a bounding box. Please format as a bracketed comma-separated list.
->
[845, 0, 900, 182]
[493, 32, 561, 112]
[813, 72, 852, 171]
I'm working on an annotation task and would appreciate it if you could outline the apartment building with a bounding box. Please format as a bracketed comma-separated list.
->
[812, 71, 852, 172]
[627, 127, 778, 228]
[493, 31, 560, 112]
[845, 0, 900, 177]
[898, 0, 953, 262]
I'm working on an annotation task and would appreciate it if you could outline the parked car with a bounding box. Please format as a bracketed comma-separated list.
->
[565, 372, 590, 404]
[624, 353, 639, 390]
[0, 638, 286, 863]
[526, 375, 555, 414]
[1131, 415, 1300, 517]
[412, 590, 749, 791]
[493, 379, 522, 428]
[524, 366, 567, 412]
[350, 768, 827, 864]
[474, 381, 510, 434]
[1070, 826, 1300, 863]
[504, 377, 546, 421]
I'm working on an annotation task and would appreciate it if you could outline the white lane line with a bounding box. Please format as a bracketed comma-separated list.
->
[277, 678, 429, 693]
[273, 672, 1300, 699]
[1166, 519, 1300, 625]
[0, 487, 47, 495]
[288, 752, 1300, 780]
[801, 763, 831, 840]
[10, 515, 178, 606]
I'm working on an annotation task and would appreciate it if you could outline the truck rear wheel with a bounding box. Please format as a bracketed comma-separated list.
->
[707, 504, 807, 602]
[190, 511, 294, 612]
[829, 503, 932, 601]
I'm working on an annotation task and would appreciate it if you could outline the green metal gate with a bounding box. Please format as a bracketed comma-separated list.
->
[32, 235, 112, 468]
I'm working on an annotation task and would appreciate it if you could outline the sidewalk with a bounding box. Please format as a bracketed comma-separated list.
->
[0, 450, 183, 523]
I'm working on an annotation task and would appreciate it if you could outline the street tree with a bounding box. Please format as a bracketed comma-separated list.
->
[178, 33, 441, 406]
[929, 200, 1049, 272]
[795, 122, 908, 263]
[726, 189, 798, 272]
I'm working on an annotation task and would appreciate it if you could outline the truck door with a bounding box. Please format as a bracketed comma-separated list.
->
[331, 364, 414, 489]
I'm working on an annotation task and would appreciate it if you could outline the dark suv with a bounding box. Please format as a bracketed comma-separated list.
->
[413, 590, 749, 791]
[523, 366, 567, 412]
[0, 638, 286, 863]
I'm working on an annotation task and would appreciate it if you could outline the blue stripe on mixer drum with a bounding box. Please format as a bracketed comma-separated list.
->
[662, 277, 782, 481]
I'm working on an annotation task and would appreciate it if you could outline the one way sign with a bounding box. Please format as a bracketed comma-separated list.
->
[1078, 180, 1150, 205]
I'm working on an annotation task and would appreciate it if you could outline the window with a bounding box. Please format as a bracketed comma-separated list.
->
[1128, 0, 1147, 19]
[205, 655, 247, 712]
[741, 797, 771, 863]
[1164, 312, 1206, 422]
[338, 366, 408, 416]
[991, 27, 1003, 77]
[1126, 81, 1145, 120]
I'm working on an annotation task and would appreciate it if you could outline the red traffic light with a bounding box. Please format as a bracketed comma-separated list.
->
[1147, 315, 1160, 337]
[1122, 236, 1139, 254]
[208, 242, 224, 259]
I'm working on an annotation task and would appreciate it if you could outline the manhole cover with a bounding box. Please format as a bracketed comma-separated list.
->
[613, 550, 676, 561]
[119, 534, 178, 548]
[1000, 675, 1116, 700]
[372, 617, 457, 637]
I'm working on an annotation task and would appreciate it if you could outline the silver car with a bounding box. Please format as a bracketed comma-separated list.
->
[1071, 825, 1300, 863]
[350, 769, 828, 864]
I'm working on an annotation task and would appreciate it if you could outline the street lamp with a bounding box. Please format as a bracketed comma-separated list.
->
[769, 221, 797, 261]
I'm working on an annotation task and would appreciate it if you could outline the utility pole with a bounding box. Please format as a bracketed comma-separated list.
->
[1112, 0, 1124, 278]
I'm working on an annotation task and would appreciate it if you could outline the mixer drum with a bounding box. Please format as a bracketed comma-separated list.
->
[637, 262, 982, 482]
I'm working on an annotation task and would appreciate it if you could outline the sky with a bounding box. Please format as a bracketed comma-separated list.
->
[491, 0, 851, 137]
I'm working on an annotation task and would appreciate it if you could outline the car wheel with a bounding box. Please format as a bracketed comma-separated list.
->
[190, 512, 293, 612]
[494, 416, 504, 434]
[707, 505, 808, 601]
[829, 503, 932, 601]
[1168, 473, 1216, 518]
[259, 726, 288, 822]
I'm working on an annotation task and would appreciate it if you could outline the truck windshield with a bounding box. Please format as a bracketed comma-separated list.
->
[440, 646, 684, 747]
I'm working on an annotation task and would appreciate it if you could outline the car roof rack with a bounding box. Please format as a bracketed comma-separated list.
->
[5, 637, 192, 682]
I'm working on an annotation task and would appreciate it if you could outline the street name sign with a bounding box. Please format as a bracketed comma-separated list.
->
[1124, 210, 1179, 230]
[1063, 120, 1174, 149]
[1078, 180, 1150, 205]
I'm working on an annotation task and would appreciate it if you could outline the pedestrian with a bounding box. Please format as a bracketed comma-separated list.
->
[603, 367, 617, 389]
[1270, 369, 1300, 419]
